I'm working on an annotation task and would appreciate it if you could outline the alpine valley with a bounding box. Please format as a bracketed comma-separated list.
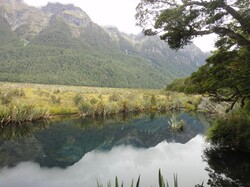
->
[0, 0, 208, 88]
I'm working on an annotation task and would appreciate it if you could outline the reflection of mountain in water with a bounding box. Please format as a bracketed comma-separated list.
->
[0, 112, 207, 168]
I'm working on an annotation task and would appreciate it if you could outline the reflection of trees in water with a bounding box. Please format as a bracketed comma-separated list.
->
[203, 147, 250, 187]
[73, 112, 151, 130]
[0, 122, 49, 167]
[0, 122, 49, 140]
[0, 112, 207, 168]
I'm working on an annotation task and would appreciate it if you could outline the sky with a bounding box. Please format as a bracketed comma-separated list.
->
[23, 0, 216, 52]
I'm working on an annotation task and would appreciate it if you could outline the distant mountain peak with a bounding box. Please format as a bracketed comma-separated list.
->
[0, 0, 208, 88]
[41, 2, 92, 28]
[0, 0, 23, 4]
[42, 2, 82, 14]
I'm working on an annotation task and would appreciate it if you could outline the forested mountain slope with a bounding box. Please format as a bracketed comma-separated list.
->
[0, 0, 208, 88]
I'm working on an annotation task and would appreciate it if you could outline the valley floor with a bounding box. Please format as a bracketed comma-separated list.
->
[0, 82, 202, 124]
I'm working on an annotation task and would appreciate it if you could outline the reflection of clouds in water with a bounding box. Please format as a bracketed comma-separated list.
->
[0, 135, 209, 187]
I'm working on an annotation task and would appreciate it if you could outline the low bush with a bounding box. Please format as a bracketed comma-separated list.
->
[0, 104, 49, 125]
[73, 93, 83, 105]
[51, 95, 61, 104]
[207, 109, 250, 153]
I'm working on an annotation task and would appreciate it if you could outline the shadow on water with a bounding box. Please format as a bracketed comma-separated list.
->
[203, 147, 250, 187]
[0, 111, 207, 168]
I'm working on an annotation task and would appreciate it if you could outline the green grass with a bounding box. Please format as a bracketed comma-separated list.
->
[97, 169, 204, 187]
[0, 82, 203, 124]
[0, 104, 49, 125]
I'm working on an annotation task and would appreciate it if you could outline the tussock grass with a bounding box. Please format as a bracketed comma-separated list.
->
[0, 104, 49, 125]
[0, 82, 203, 123]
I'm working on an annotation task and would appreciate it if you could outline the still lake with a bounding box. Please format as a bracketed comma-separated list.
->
[0, 112, 249, 187]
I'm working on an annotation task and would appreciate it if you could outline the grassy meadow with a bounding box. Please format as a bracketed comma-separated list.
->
[0, 82, 202, 125]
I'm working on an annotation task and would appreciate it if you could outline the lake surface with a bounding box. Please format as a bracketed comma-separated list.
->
[0, 112, 249, 187]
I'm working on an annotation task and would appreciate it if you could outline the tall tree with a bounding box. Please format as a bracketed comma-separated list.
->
[136, 0, 250, 50]
[136, 0, 250, 110]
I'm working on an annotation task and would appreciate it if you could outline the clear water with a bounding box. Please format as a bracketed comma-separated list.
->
[0, 112, 249, 187]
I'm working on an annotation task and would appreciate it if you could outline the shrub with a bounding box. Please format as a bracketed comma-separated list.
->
[0, 104, 49, 125]
[53, 89, 60, 94]
[109, 93, 120, 102]
[207, 109, 250, 153]
[0, 88, 25, 105]
[78, 102, 92, 116]
[93, 101, 106, 116]
[150, 95, 157, 106]
[168, 114, 185, 132]
[105, 102, 119, 115]
[73, 93, 83, 105]
[0, 93, 12, 105]
[90, 97, 99, 104]
[51, 95, 61, 104]
[118, 100, 129, 113]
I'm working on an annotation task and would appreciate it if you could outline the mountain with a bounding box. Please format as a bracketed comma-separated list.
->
[0, 0, 208, 88]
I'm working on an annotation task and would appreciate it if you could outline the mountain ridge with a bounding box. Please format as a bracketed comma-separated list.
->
[0, 1, 208, 88]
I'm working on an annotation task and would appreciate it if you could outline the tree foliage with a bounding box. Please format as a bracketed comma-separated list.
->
[136, 0, 250, 50]
[138, 0, 250, 110]
[186, 48, 250, 111]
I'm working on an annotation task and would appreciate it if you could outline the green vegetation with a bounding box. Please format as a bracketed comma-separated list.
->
[97, 170, 203, 187]
[207, 108, 250, 153]
[0, 104, 48, 125]
[0, 82, 202, 124]
[167, 49, 250, 112]
[168, 114, 185, 133]
[139, 0, 250, 111]
[136, 0, 249, 50]
[0, 122, 49, 140]
[0, 1, 207, 89]
[136, 0, 250, 152]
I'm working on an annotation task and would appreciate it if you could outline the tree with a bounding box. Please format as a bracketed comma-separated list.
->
[136, 0, 250, 110]
[136, 0, 250, 50]
[185, 48, 250, 111]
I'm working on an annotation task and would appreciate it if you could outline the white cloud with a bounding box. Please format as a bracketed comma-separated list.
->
[0, 136, 209, 187]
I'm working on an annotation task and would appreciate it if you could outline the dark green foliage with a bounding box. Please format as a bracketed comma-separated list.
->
[182, 48, 250, 110]
[137, 0, 250, 109]
[204, 147, 250, 186]
[78, 102, 92, 115]
[207, 110, 250, 153]
[165, 79, 186, 93]
[73, 94, 83, 105]
[136, 0, 250, 50]
[150, 95, 157, 107]
[51, 95, 61, 104]
[142, 0, 250, 153]
[135, 176, 140, 187]
[0, 1, 207, 89]
[0, 16, 22, 48]
[158, 169, 166, 187]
